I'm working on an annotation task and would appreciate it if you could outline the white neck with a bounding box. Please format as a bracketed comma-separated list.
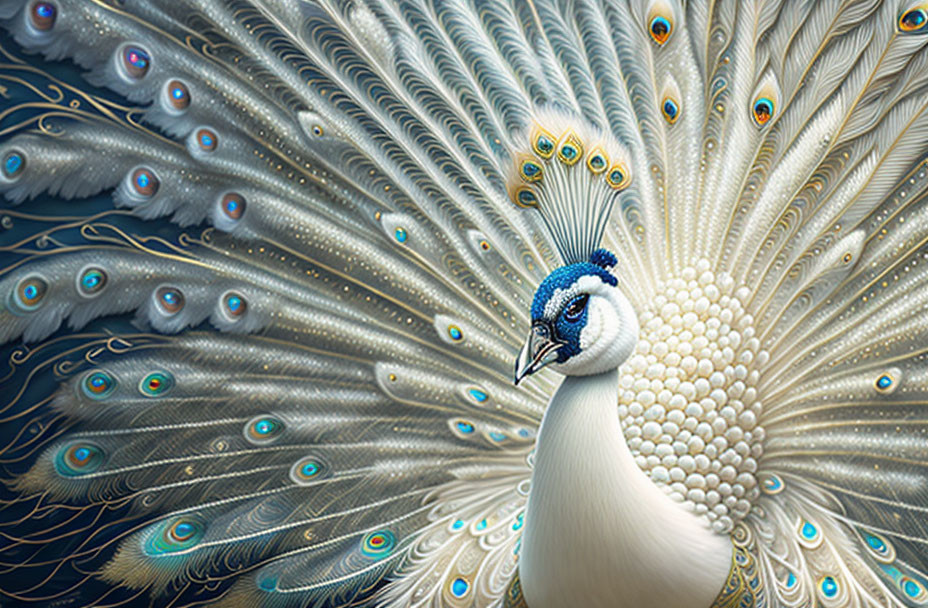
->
[519, 369, 731, 608]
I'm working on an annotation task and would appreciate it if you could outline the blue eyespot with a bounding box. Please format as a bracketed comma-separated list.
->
[82, 370, 116, 400]
[13, 276, 47, 312]
[122, 45, 151, 79]
[448, 325, 463, 341]
[221, 192, 246, 220]
[512, 512, 524, 531]
[520, 160, 543, 182]
[900, 8, 928, 32]
[55, 441, 105, 476]
[468, 388, 487, 403]
[290, 456, 326, 484]
[451, 519, 464, 530]
[223, 292, 247, 319]
[563, 294, 589, 322]
[394, 227, 407, 243]
[662, 97, 680, 123]
[246, 415, 284, 444]
[587, 152, 607, 174]
[801, 521, 817, 540]
[475, 518, 487, 531]
[876, 374, 893, 391]
[145, 517, 204, 555]
[819, 575, 838, 598]
[649, 15, 672, 45]
[196, 128, 217, 151]
[156, 286, 184, 314]
[515, 187, 538, 207]
[31, 2, 56, 30]
[534, 134, 554, 158]
[761, 473, 784, 494]
[167, 79, 190, 110]
[456, 420, 475, 434]
[3, 151, 24, 178]
[451, 578, 469, 598]
[77, 267, 107, 297]
[131, 167, 159, 197]
[752, 96, 774, 126]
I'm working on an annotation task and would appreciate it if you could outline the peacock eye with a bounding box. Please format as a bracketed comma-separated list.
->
[563, 294, 589, 322]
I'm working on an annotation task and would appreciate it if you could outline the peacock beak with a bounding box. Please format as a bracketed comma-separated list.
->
[514, 322, 563, 385]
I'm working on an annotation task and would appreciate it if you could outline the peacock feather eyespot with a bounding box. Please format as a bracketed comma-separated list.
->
[311, 124, 324, 137]
[760, 472, 784, 494]
[245, 415, 284, 444]
[489, 430, 506, 442]
[451, 519, 464, 531]
[165, 79, 190, 111]
[478, 239, 491, 251]
[196, 128, 217, 152]
[3, 150, 25, 179]
[77, 266, 107, 297]
[55, 441, 105, 477]
[12, 275, 47, 312]
[752, 96, 775, 126]
[818, 575, 839, 599]
[512, 186, 538, 208]
[519, 158, 543, 182]
[360, 530, 395, 559]
[605, 164, 630, 190]
[556, 131, 583, 166]
[784, 571, 797, 589]
[155, 286, 184, 315]
[512, 512, 524, 530]
[900, 576, 928, 601]
[863, 531, 895, 563]
[649, 15, 672, 45]
[475, 518, 487, 531]
[30, 2, 56, 31]
[121, 45, 151, 80]
[662, 97, 680, 124]
[290, 456, 325, 484]
[220, 192, 246, 221]
[530, 124, 557, 159]
[586, 148, 608, 174]
[533, 135, 554, 158]
[131, 167, 159, 197]
[874, 372, 895, 392]
[145, 517, 205, 555]
[454, 419, 475, 435]
[899, 7, 928, 32]
[447, 324, 463, 341]
[222, 292, 247, 319]
[81, 370, 116, 400]
[468, 387, 488, 403]
[449, 577, 470, 598]
[797, 519, 823, 549]
[139, 371, 174, 397]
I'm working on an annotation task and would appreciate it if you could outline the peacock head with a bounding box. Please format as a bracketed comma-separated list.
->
[514, 248, 639, 384]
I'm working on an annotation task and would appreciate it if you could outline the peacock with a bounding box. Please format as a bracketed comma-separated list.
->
[2, 0, 928, 606]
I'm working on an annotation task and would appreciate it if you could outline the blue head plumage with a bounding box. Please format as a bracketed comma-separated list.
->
[516, 249, 636, 382]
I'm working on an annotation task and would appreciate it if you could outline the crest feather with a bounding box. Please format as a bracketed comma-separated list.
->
[507, 113, 633, 265]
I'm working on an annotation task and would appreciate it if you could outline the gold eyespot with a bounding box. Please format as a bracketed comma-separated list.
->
[646, 1, 674, 46]
[586, 147, 609, 175]
[556, 131, 583, 166]
[605, 164, 631, 190]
